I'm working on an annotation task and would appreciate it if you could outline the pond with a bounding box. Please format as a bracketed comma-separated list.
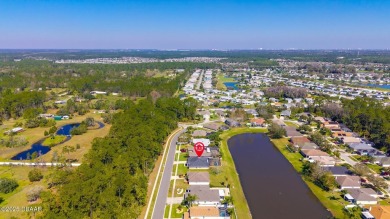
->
[11, 123, 80, 160]
[228, 133, 332, 219]
[223, 82, 238, 90]
[366, 84, 390, 90]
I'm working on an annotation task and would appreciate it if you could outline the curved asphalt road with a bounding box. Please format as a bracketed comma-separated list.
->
[152, 128, 187, 219]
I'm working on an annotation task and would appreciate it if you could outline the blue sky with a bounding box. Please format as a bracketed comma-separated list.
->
[0, 0, 389, 49]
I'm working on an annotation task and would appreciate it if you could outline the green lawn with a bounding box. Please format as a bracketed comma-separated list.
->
[173, 179, 188, 197]
[41, 135, 67, 146]
[179, 152, 188, 162]
[177, 164, 188, 177]
[164, 204, 187, 218]
[367, 163, 382, 174]
[219, 127, 268, 219]
[283, 121, 299, 128]
[271, 138, 348, 218]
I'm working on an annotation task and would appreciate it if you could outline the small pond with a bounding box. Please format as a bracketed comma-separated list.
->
[223, 82, 238, 90]
[11, 123, 80, 160]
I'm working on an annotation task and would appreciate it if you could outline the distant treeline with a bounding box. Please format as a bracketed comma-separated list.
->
[1, 49, 390, 64]
[0, 60, 218, 93]
[40, 97, 197, 218]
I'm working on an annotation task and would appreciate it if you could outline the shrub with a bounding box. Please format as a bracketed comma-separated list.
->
[268, 123, 286, 139]
[0, 178, 19, 194]
[28, 169, 43, 182]
[26, 186, 44, 202]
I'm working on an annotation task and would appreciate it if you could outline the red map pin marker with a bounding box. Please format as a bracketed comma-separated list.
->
[194, 142, 205, 157]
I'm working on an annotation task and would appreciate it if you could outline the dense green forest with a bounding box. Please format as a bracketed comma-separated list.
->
[0, 90, 46, 120]
[317, 98, 390, 150]
[342, 98, 390, 150]
[0, 60, 218, 92]
[40, 97, 196, 218]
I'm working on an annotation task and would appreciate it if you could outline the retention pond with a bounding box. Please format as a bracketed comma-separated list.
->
[228, 133, 332, 219]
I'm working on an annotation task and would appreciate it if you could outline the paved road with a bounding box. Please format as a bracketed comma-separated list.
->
[152, 128, 186, 219]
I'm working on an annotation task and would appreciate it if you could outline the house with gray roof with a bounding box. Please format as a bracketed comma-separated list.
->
[186, 157, 209, 169]
[203, 122, 222, 131]
[185, 185, 220, 206]
[345, 188, 378, 205]
[187, 172, 210, 185]
[347, 143, 375, 155]
[225, 118, 240, 127]
[280, 110, 291, 117]
[335, 176, 361, 189]
[379, 157, 390, 167]
[192, 130, 207, 137]
[324, 166, 350, 176]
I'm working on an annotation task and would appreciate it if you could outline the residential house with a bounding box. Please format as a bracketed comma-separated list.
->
[187, 172, 210, 185]
[250, 118, 265, 127]
[290, 136, 311, 148]
[310, 156, 336, 167]
[335, 176, 361, 189]
[331, 130, 353, 138]
[347, 143, 375, 155]
[369, 205, 390, 219]
[224, 118, 240, 127]
[322, 121, 340, 129]
[280, 110, 291, 117]
[324, 166, 350, 176]
[314, 116, 326, 123]
[192, 130, 207, 137]
[379, 157, 390, 167]
[301, 142, 319, 150]
[342, 137, 361, 144]
[185, 185, 220, 206]
[361, 211, 375, 219]
[300, 149, 329, 158]
[192, 138, 211, 147]
[187, 157, 209, 169]
[284, 126, 303, 137]
[345, 188, 378, 205]
[188, 206, 229, 219]
[203, 123, 222, 131]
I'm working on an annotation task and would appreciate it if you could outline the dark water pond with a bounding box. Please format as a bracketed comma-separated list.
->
[228, 133, 332, 219]
[12, 123, 80, 160]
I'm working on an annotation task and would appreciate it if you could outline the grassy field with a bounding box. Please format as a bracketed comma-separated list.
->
[41, 135, 67, 146]
[164, 204, 187, 218]
[219, 127, 268, 219]
[271, 138, 348, 218]
[0, 166, 54, 219]
[216, 73, 235, 90]
[0, 112, 109, 161]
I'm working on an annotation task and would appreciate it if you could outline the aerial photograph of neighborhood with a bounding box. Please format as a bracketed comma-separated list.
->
[0, 1, 390, 219]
